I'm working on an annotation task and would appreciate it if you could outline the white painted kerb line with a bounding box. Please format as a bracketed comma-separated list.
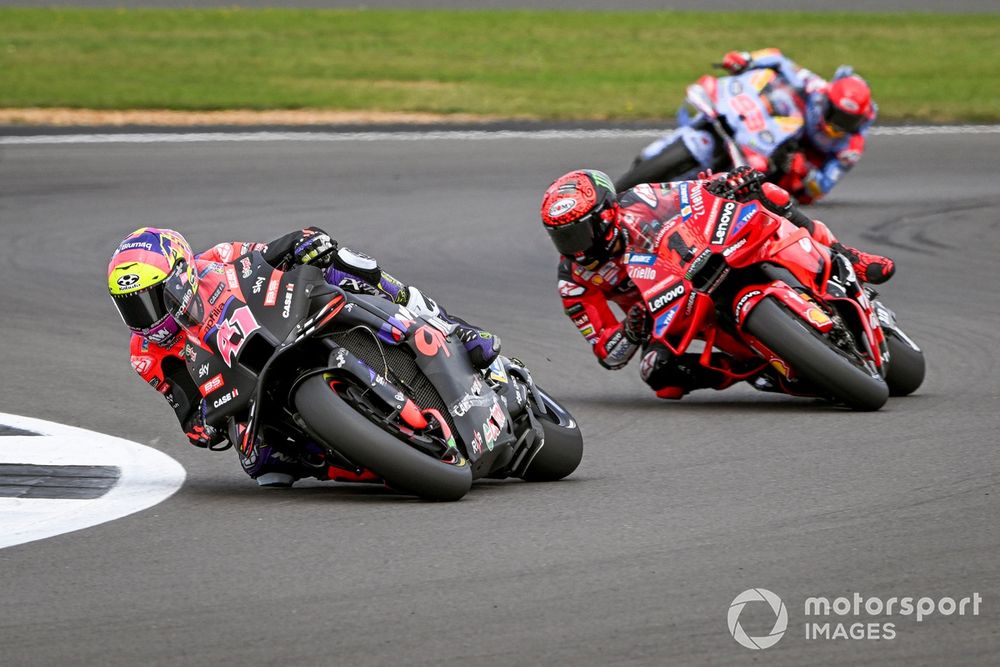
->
[2, 125, 999, 146]
[0, 413, 186, 549]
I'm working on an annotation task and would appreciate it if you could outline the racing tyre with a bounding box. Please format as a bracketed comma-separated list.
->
[520, 387, 583, 482]
[884, 329, 925, 396]
[294, 375, 472, 501]
[615, 140, 700, 192]
[744, 297, 889, 411]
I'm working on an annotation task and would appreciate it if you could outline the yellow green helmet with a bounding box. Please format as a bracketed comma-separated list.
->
[107, 227, 196, 344]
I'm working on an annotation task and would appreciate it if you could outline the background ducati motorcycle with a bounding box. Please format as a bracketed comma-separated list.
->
[622, 182, 924, 410]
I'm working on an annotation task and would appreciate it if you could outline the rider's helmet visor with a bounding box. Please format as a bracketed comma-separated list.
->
[546, 212, 599, 256]
[111, 282, 170, 331]
[824, 102, 865, 134]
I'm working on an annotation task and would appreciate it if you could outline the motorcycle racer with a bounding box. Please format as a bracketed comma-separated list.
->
[540, 168, 893, 398]
[720, 48, 877, 203]
[107, 226, 500, 487]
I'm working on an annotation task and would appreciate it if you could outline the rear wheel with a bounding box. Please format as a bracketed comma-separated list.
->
[615, 140, 701, 192]
[294, 375, 472, 501]
[884, 329, 925, 396]
[520, 387, 583, 482]
[744, 298, 889, 411]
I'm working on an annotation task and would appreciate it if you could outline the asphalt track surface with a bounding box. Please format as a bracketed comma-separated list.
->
[1, 128, 999, 665]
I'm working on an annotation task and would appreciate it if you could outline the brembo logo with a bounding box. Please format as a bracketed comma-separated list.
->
[712, 201, 738, 245]
[648, 281, 685, 313]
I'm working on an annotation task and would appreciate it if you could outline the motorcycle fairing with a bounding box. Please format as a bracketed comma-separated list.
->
[320, 293, 519, 477]
[714, 70, 804, 159]
[676, 70, 804, 172]
[186, 252, 324, 427]
[621, 184, 890, 392]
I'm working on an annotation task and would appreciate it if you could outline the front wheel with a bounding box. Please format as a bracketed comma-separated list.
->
[884, 329, 925, 396]
[744, 298, 889, 411]
[520, 387, 583, 482]
[293, 375, 472, 501]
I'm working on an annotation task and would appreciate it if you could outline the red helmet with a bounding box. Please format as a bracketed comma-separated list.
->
[822, 75, 873, 136]
[540, 169, 621, 263]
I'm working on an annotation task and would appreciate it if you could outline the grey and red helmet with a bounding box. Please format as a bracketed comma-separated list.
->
[540, 169, 621, 263]
[821, 74, 873, 136]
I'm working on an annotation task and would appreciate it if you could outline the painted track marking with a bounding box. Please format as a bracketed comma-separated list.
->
[0, 413, 185, 549]
[1, 125, 999, 145]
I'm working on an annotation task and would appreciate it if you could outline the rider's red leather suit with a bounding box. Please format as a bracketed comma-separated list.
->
[128, 241, 269, 428]
[557, 183, 682, 371]
[558, 179, 847, 398]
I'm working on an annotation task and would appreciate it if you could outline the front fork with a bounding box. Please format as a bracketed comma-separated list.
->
[484, 357, 546, 479]
[733, 277, 886, 381]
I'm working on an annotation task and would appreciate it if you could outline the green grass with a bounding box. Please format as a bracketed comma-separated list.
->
[1, 8, 998, 122]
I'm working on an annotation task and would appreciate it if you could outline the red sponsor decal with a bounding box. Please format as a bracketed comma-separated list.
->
[264, 268, 281, 306]
[414, 325, 451, 358]
[730, 93, 766, 132]
[199, 373, 224, 397]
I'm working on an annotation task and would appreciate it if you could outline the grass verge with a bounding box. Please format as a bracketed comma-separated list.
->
[1, 9, 998, 123]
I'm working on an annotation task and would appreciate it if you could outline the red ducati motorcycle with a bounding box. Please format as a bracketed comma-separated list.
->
[623, 182, 924, 410]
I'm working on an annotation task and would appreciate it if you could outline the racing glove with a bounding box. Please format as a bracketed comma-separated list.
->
[725, 166, 767, 200]
[705, 166, 766, 202]
[722, 51, 751, 74]
[292, 230, 336, 268]
[623, 303, 652, 345]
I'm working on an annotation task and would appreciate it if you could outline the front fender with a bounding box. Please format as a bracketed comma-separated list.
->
[733, 280, 833, 334]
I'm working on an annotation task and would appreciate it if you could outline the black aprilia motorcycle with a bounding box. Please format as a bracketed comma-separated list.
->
[187, 251, 583, 501]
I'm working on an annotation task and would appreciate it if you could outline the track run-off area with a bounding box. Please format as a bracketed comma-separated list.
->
[0, 125, 998, 664]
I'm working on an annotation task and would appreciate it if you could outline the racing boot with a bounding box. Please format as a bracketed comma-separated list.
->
[256, 442, 380, 488]
[829, 241, 895, 285]
[452, 323, 501, 370]
[759, 183, 895, 285]
[643, 350, 729, 399]
[235, 425, 319, 488]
